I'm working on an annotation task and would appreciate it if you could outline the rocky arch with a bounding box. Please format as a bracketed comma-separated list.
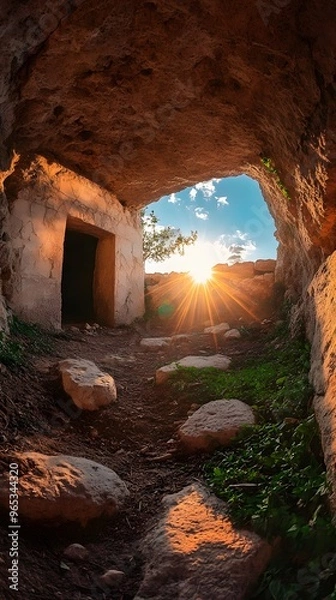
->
[0, 1, 336, 501]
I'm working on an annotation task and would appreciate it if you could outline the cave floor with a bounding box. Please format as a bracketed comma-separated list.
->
[0, 320, 270, 600]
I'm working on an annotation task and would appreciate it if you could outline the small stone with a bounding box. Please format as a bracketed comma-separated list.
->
[100, 569, 125, 588]
[140, 337, 171, 350]
[84, 323, 92, 330]
[187, 403, 200, 416]
[224, 329, 241, 339]
[156, 355, 231, 385]
[63, 543, 89, 562]
[204, 322, 230, 335]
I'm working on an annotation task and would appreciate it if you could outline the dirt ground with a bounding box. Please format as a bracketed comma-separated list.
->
[0, 319, 270, 600]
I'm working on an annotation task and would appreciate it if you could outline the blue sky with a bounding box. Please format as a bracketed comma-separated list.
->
[145, 175, 277, 273]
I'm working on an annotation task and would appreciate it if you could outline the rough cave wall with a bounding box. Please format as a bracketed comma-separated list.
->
[0, 1, 336, 499]
[4, 156, 144, 328]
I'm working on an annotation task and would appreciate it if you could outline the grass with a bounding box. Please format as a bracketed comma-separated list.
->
[172, 336, 312, 422]
[169, 326, 336, 599]
[261, 157, 291, 200]
[0, 316, 55, 368]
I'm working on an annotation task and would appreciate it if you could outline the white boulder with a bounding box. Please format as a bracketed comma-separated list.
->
[178, 399, 255, 452]
[59, 358, 117, 411]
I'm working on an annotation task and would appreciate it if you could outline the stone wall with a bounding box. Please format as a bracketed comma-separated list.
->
[4, 156, 144, 329]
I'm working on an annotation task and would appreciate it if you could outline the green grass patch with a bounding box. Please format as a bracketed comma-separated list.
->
[170, 328, 336, 598]
[172, 337, 312, 422]
[0, 316, 54, 368]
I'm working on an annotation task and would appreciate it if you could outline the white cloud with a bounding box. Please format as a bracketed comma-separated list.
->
[195, 207, 209, 220]
[189, 188, 197, 201]
[216, 196, 229, 207]
[168, 193, 180, 204]
[195, 179, 217, 199]
[216, 230, 257, 262]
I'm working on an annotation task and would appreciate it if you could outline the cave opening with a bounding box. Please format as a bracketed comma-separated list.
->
[144, 175, 277, 276]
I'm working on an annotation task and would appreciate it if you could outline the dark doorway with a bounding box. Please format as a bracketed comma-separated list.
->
[61, 228, 98, 323]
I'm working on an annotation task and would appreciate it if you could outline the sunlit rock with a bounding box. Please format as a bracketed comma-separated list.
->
[59, 358, 117, 411]
[178, 399, 255, 452]
[134, 484, 271, 600]
[0, 452, 129, 526]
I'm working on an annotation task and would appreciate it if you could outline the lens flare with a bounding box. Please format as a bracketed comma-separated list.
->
[189, 264, 212, 285]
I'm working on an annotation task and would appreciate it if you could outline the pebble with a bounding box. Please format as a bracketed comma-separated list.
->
[63, 543, 89, 562]
[99, 569, 125, 588]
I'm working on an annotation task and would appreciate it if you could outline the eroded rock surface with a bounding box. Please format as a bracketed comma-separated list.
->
[178, 399, 255, 452]
[306, 251, 336, 508]
[135, 484, 271, 600]
[0, 452, 129, 526]
[59, 358, 117, 411]
[156, 354, 231, 385]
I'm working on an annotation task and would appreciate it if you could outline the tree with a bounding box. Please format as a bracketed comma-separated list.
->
[142, 209, 198, 262]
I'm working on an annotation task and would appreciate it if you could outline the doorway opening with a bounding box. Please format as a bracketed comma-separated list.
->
[61, 217, 115, 326]
[62, 229, 98, 323]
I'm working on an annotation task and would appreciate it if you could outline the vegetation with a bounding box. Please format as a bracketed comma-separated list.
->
[170, 324, 336, 599]
[0, 316, 54, 368]
[142, 209, 197, 262]
[261, 157, 291, 200]
[172, 336, 312, 422]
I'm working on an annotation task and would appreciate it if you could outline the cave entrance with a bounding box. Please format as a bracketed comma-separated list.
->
[61, 217, 115, 326]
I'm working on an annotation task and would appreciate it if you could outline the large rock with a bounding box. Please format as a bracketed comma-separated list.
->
[0, 452, 129, 526]
[134, 484, 271, 600]
[156, 355, 231, 385]
[59, 358, 117, 411]
[178, 399, 255, 452]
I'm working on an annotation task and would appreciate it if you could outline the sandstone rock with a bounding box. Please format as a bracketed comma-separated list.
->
[178, 399, 255, 452]
[263, 272, 275, 284]
[204, 322, 230, 335]
[63, 543, 89, 562]
[0, 292, 8, 333]
[306, 252, 336, 508]
[140, 337, 171, 351]
[224, 328, 242, 339]
[134, 484, 271, 600]
[236, 276, 274, 302]
[156, 355, 231, 385]
[59, 359, 117, 411]
[0, 452, 129, 526]
[254, 259, 276, 273]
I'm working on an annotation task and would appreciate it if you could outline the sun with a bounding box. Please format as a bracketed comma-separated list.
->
[188, 263, 213, 285]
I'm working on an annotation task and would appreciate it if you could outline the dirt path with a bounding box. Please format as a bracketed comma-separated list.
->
[0, 322, 269, 599]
